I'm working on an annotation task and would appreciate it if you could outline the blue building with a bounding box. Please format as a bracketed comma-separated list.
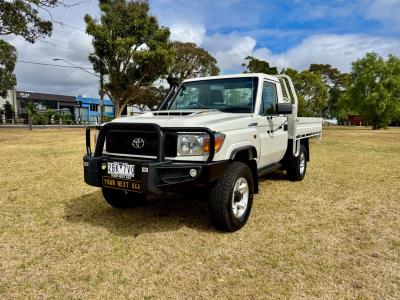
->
[76, 96, 115, 124]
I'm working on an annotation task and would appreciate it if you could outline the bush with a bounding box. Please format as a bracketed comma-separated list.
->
[31, 110, 74, 125]
[32, 113, 47, 125]
[3, 101, 14, 120]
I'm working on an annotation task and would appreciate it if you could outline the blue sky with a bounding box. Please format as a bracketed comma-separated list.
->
[7, 0, 400, 97]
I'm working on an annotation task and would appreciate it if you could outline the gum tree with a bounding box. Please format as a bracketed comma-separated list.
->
[285, 68, 328, 117]
[242, 56, 278, 75]
[170, 41, 219, 82]
[344, 53, 400, 129]
[85, 0, 172, 117]
[0, 41, 17, 97]
[309, 64, 348, 119]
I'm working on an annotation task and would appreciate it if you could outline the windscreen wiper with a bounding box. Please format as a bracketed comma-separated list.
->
[220, 107, 251, 113]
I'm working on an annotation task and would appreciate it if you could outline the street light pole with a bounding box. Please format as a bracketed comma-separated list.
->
[99, 63, 105, 123]
[98, 71, 104, 123]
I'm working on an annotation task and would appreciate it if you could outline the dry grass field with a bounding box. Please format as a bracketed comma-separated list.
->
[0, 127, 399, 299]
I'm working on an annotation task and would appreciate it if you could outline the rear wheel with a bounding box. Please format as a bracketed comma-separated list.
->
[208, 161, 254, 232]
[102, 188, 146, 208]
[287, 144, 307, 181]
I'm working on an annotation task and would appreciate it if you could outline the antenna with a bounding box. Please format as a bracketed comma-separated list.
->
[283, 37, 287, 72]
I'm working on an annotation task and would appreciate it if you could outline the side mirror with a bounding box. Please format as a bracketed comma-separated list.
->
[275, 103, 292, 115]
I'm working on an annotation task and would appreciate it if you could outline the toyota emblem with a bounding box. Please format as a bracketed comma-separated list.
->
[132, 138, 145, 149]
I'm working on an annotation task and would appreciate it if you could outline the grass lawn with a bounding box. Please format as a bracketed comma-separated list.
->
[0, 127, 399, 298]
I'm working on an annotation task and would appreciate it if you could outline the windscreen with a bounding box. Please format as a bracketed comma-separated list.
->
[168, 77, 258, 113]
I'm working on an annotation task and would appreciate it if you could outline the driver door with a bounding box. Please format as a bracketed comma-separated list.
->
[256, 80, 288, 168]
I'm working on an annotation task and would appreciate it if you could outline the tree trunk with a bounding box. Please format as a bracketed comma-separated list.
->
[29, 117, 33, 131]
[114, 102, 127, 118]
[372, 123, 381, 130]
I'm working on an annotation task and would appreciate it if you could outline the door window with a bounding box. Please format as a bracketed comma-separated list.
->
[260, 81, 278, 115]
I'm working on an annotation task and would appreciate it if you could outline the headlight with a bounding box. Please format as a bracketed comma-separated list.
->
[177, 134, 204, 156]
[177, 133, 225, 156]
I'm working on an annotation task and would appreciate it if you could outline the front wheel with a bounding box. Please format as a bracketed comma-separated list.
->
[102, 188, 146, 208]
[208, 161, 254, 232]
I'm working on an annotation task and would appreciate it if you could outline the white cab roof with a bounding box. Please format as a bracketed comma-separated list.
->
[182, 73, 280, 83]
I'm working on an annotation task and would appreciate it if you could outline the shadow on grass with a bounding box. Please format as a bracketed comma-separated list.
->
[259, 170, 288, 183]
[64, 190, 214, 236]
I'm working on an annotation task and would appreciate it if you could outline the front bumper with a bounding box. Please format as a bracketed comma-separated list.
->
[84, 123, 227, 195]
[83, 155, 229, 195]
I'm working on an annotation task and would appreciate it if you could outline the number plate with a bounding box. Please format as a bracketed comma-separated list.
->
[107, 162, 135, 179]
[102, 176, 142, 192]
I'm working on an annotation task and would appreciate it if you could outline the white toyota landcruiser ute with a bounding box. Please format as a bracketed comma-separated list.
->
[83, 73, 322, 231]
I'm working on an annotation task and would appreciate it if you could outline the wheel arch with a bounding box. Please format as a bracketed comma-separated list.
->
[283, 138, 309, 162]
[230, 146, 257, 160]
[229, 146, 259, 194]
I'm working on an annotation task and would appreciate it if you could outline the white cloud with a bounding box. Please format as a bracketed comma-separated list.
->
[171, 23, 400, 74]
[169, 26, 261, 73]
[169, 23, 206, 45]
[200, 33, 255, 72]
[6, 1, 103, 97]
[12, 30, 99, 96]
[292, 1, 362, 21]
[280, 34, 400, 72]
[202, 32, 400, 74]
[365, 0, 400, 26]
[213, 37, 256, 72]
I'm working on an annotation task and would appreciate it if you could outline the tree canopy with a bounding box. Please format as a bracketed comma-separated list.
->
[242, 56, 278, 75]
[309, 64, 348, 118]
[170, 41, 219, 82]
[0, 0, 60, 95]
[342, 53, 400, 129]
[285, 68, 329, 117]
[136, 86, 166, 110]
[0, 0, 57, 43]
[85, 0, 172, 117]
[0, 40, 17, 97]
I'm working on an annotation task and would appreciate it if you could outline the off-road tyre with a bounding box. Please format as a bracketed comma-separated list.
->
[286, 144, 307, 181]
[102, 188, 146, 208]
[208, 161, 254, 232]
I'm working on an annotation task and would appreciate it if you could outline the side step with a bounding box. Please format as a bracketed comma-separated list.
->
[257, 163, 282, 178]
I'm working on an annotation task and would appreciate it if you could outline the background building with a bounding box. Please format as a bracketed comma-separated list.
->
[348, 115, 365, 126]
[76, 96, 115, 124]
[16, 91, 76, 119]
[1, 90, 115, 124]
